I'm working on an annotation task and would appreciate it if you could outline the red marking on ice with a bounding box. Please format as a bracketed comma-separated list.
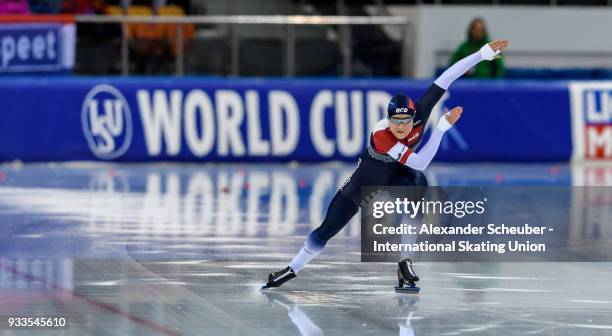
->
[108, 169, 117, 177]
[549, 166, 559, 176]
[299, 179, 307, 188]
[221, 186, 229, 193]
[0, 172, 5, 182]
[495, 174, 505, 184]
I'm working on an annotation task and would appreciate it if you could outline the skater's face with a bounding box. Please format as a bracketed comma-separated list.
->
[389, 115, 413, 139]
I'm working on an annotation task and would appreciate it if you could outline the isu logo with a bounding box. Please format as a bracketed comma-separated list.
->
[81, 84, 133, 159]
[570, 82, 612, 160]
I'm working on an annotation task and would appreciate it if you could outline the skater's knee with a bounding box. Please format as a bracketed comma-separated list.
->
[415, 171, 428, 187]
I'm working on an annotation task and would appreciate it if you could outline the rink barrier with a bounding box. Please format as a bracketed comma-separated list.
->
[0, 78, 609, 162]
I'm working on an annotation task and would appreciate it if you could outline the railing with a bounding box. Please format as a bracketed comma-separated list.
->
[74, 15, 414, 77]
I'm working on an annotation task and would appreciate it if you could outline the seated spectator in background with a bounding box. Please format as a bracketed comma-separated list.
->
[0, 0, 30, 13]
[449, 18, 504, 78]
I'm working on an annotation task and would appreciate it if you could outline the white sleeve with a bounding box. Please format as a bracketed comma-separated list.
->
[433, 44, 499, 90]
[403, 117, 452, 171]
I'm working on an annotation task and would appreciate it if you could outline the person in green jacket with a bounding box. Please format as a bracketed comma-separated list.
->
[449, 17, 505, 78]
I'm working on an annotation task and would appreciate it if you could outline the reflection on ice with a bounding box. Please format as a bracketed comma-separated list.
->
[0, 163, 611, 335]
[263, 291, 421, 336]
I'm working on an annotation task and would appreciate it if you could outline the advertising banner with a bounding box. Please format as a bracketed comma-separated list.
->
[0, 78, 574, 162]
[569, 81, 612, 161]
[0, 16, 75, 74]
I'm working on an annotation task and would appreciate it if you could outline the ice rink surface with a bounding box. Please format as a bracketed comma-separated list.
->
[0, 162, 611, 335]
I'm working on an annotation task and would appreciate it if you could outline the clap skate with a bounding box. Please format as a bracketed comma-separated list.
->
[395, 258, 420, 294]
[261, 266, 296, 290]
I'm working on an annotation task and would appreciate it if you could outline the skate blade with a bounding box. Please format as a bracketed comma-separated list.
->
[395, 286, 420, 294]
[260, 283, 272, 290]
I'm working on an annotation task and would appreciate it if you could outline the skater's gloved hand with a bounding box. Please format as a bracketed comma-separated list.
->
[480, 40, 509, 61]
[436, 106, 462, 132]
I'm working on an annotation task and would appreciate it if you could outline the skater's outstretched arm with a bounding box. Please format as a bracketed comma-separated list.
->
[416, 40, 509, 123]
[386, 107, 462, 171]
[434, 40, 508, 90]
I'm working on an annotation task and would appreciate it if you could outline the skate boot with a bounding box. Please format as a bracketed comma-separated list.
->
[395, 258, 420, 294]
[261, 266, 296, 290]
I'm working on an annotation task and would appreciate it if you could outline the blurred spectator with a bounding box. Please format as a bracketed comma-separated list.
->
[0, 0, 30, 13]
[449, 18, 504, 78]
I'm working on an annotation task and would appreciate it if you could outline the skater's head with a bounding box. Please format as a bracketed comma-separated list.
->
[387, 94, 415, 139]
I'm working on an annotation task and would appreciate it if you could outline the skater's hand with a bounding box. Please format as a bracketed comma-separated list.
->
[482, 40, 509, 60]
[444, 106, 462, 125]
[489, 40, 509, 54]
[436, 106, 462, 132]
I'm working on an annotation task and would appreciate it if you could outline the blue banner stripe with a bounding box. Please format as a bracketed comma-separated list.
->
[0, 78, 573, 162]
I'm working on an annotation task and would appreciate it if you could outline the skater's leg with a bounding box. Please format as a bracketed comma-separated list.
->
[265, 151, 389, 288]
[389, 170, 427, 259]
[263, 192, 357, 289]
[287, 232, 323, 274]
[400, 213, 418, 259]
[413, 170, 428, 187]
[390, 168, 427, 292]
[289, 192, 357, 273]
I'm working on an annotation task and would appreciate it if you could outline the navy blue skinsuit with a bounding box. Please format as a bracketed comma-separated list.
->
[309, 84, 446, 248]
